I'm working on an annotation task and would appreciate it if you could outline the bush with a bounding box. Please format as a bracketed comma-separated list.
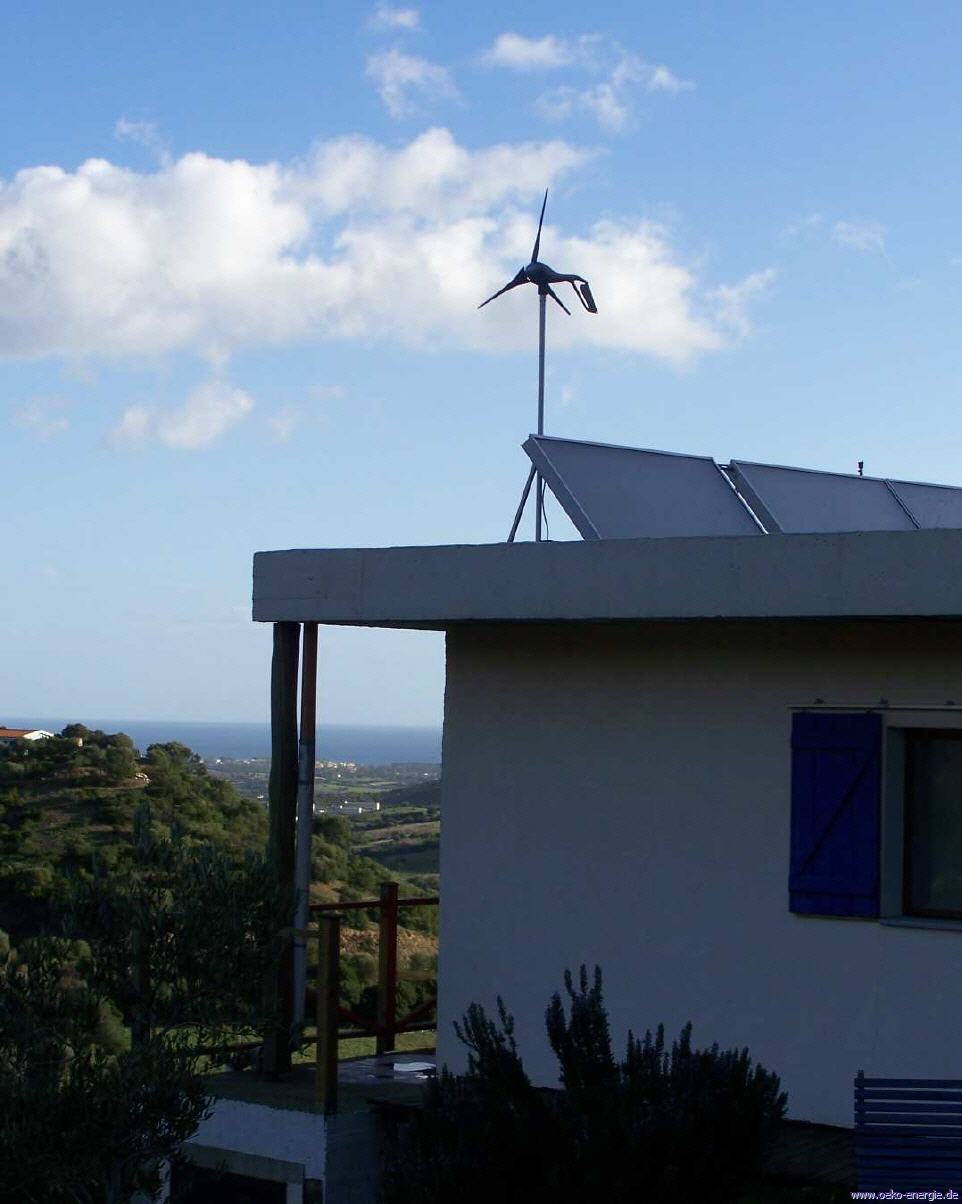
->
[383, 967, 786, 1204]
[384, 998, 561, 1204]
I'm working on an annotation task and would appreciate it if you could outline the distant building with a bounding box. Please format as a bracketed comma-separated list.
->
[0, 727, 54, 743]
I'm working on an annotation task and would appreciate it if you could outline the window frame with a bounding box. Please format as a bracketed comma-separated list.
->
[901, 726, 962, 922]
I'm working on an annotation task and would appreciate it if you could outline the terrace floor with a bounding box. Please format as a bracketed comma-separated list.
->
[205, 1054, 857, 1198]
[206, 1050, 436, 1115]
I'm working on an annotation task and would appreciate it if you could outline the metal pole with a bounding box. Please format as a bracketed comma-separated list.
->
[507, 464, 536, 543]
[536, 291, 546, 541]
[293, 622, 318, 1026]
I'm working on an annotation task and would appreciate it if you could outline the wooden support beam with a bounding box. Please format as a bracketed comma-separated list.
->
[315, 914, 341, 1115]
[264, 621, 300, 1076]
[376, 881, 399, 1056]
[293, 622, 318, 1024]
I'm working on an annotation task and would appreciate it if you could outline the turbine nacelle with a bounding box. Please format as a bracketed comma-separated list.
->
[478, 191, 598, 316]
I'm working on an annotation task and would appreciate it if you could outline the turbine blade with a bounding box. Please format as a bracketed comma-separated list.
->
[578, 281, 597, 313]
[531, 189, 548, 263]
[544, 283, 570, 315]
[478, 270, 527, 309]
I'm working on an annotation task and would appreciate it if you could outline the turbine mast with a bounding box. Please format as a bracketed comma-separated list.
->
[478, 190, 597, 542]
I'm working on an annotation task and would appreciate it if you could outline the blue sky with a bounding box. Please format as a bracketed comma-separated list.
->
[3, 2, 962, 727]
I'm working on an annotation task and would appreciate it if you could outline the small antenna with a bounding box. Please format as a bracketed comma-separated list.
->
[479, 191, 598, 541]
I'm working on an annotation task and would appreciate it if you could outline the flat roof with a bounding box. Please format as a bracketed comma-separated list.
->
[253, 528, 962, 629]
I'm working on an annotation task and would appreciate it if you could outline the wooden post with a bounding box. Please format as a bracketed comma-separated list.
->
[264, 621, 300, 1076]
[376, 882, 399, 1056]
[315, 914, 340, 1115]
[293, 622, 319, 1024]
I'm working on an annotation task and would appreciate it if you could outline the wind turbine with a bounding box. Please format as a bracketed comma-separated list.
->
[479, 191, 597, 541]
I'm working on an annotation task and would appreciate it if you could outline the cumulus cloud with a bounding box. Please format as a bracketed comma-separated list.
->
[831, 219, 887, 255]
[366, 48, 457, 118]
[483, 33, 691, 132]
[0, 128, 766, 367]
[114, 117, 170, 165]
[110, 379, 253, 450]
[12, 396, 70, 438]
[537, 50, 692, 132]
[708, 269, 776, 339]
[482, 33, 587, 70]
[368, 5, 420, 32]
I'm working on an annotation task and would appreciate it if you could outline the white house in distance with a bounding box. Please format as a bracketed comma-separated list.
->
[253, 435, 962, 1130]
[0, 726, 54, 743]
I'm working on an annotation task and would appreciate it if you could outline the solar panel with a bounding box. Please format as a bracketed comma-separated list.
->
[523, 436, 962, 540]
[523, 435, 762, 540]
[887, 479, 962, 529]
[727, 461, 917, 534]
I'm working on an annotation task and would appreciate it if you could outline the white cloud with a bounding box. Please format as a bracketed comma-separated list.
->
[110, 379, 253, 450]
[108, 405, 153, 449]
[114, 117, 171, 166]
[538, 79, 633, 133]
[266, 406, 301, 443]
[266, 384, 339, 442]
[709, 268, 776, 339]
[645, 64, 691, 94]
[12, 396, 70, 438]
[831, 219, 887, 255]
[500, 39, 693, 132]
[482, 33, 583, 70]
[782, 212, 824, 238]
[368, 5, 420, 32]
[366, 48, 457, 118]
[0, 129, 766, 367]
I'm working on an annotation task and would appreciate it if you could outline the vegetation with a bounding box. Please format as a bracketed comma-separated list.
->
[0, 932, 209, 1204]
[0, 725, 439, 1057]
[384, 967, 787, 1204]
[0, 810, 295, 1203]
[0, 724, 437, 935]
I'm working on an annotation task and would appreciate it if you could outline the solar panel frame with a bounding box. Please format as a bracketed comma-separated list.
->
[523, 435, 763, 540]
[727, 460, 919, 535]
[522, 435, 962, 541]
[887, 478, 962, 529]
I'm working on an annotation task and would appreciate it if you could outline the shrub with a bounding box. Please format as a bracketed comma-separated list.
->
[383, 999, 561, 1204]
[383, 966, 786, 1204]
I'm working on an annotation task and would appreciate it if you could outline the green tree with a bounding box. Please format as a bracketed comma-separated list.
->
[0, 805, 296, 1202]
[0, 935, 206, 1204]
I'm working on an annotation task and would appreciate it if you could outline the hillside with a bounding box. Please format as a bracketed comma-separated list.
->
[0, 726, 436, 943]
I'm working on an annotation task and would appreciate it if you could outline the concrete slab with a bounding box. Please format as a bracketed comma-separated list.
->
[252, 528, 962, 627]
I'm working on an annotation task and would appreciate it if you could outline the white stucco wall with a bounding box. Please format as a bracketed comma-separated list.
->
[191, 1097, 326, 1180]
[437, 619, 962, 1127]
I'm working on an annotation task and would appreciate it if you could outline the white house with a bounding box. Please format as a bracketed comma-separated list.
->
[0, 727, 54, 743]
[252, 439, 962, 1130]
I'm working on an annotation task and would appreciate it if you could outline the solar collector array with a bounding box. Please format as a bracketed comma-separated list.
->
[523, 434, 962, 541]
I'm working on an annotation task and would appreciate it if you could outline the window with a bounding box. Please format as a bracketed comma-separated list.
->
[790, 712, 962, 925]
[903, 730, 962, 920]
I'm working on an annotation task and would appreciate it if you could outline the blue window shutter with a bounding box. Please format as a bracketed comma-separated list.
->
[790, 712, 882, 918]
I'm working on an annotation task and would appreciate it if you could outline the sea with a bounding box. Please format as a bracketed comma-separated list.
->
[3, 718, 442, 765]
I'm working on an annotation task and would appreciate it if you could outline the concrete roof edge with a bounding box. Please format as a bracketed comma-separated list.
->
[251, 528, 962, 626]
